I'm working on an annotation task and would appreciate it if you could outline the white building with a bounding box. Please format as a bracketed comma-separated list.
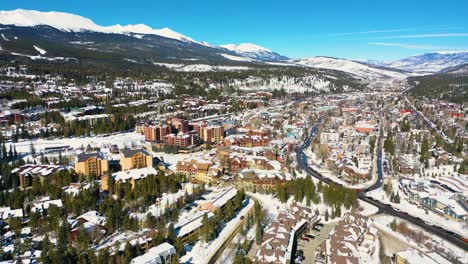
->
[320, 132, 339, 144]
[130, 243, 176, 264]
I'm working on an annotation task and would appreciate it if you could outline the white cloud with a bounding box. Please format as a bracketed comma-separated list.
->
[368, 42, 443, 50]
[329, 28, 416, 36]
[368, 42, 468, 52]
[329, 25, 460, 37]
[380, 33, 468, 39]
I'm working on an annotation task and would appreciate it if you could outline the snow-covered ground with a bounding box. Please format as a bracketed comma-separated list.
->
[226, 75, 339, 94]
[215, 223, 256, 264]
[180, 198, 255, 264]
[372, 214, 467, 263]
[151, 148, 216, 170]
[247, 192, 289, 221]
[132, 183, 197, 221]
[33, 45, 46, 55]
[358, 200, 379, 217]
[153, 62, 250, 72]
[12, 132, 145, 154]
[367, 183, 467, 236]
[218, 53, 254, 62]
[290, 56, 414, 80]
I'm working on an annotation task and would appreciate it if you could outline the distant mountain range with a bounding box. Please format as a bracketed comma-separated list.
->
[289, 57, 415, 80]
[0, 9, 287, 63]
[380, 51, 468, 73]
[220, 43, 288, 61]
[1, 9, 468, 82]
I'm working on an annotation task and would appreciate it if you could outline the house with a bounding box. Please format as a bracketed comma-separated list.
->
[12, 164, 64, 190]
[71, 210, 107, 240]
[130, 242, 176, 264]
[75, 151, 108, 177]
[198, 187, 237, 213]
[30, 197, 63, 214]
[176, 158, 221, 184]
[235, 169, 293, 192]
[317, 213, 376, 264]
[254, 203, 319, 264]
[102, 167, 159, 191]
[354, 121, 376, 133]
[120, 148, 153, 171]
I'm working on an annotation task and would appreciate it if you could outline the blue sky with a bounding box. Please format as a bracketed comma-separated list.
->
[2, 0, 468, 61]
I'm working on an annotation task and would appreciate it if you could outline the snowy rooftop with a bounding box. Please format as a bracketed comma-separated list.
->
[112, 167, 158, 182]
[130, 242, 175, 264]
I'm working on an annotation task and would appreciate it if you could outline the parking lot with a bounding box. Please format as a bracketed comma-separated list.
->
[296, 221, 338, 263]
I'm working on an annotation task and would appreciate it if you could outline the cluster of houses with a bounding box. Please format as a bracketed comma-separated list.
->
[254, 204, 319, 264]
[418, 99, 466, 140]
[317, 213, 378, 264]
[400, 177, 468, 222]
[317, 106, 378, 183]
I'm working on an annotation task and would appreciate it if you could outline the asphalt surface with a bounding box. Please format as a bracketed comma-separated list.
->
[296, 118, 468, 251]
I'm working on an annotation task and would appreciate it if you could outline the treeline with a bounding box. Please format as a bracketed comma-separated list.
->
[274, 176, 358, 211]
[407, 74, 468, 104]
[36, 111, 137, 138]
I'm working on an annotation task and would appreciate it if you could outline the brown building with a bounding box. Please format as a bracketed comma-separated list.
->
[165, 133, 193, 148]
[171, 118, 189, 134]
[200, 125, 224, 144]
[75, 152, 108, 177]
[144, 124, 171, 143]
[13, 164, 63, 190]
[120, 148, 153, 171]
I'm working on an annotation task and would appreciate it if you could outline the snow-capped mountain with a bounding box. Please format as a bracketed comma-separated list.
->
[0, 9, 198, 43]
[382, 51, 468, 73]
[290, 56, 413, 80]
[220, 43, 288, 61]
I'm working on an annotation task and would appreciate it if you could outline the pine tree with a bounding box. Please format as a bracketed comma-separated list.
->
[40, 235, 52, 263]
[335, 205, 341, 217]
[30, 142, 36, 156]
[124, 242, 136, 263]
[420, 136, 429, 163]
[8, 145, 13, 161]
[255, 224, 262, 245]
[167, 223, 177, 244]
[394, 192, 401, 203]
[13, 146, 18, 160]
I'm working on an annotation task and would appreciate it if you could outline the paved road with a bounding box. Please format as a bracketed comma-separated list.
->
[296, 118, 468, 251]
[208, 197, 256, 264]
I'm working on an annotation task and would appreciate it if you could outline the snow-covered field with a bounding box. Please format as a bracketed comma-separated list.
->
[247, 192, 289, 221]
[290, 56, 413, 80]
[153, 62, 250, 72]
[224, 75, 341, 94]
[12, 132, 145, 154]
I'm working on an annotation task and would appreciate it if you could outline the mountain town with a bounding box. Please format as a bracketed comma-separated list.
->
[0, 3, 467, 264]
